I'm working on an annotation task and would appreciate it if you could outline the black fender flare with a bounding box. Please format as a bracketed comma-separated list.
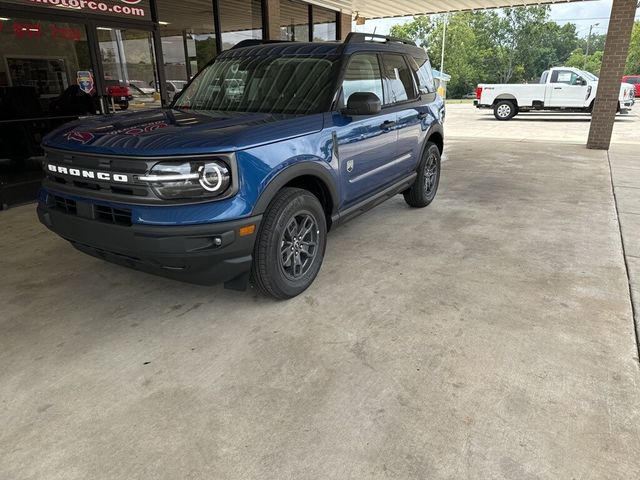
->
[251, 161, 339, 217]
[421, 123, 444, 158]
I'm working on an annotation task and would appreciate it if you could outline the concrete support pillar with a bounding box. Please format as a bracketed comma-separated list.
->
[587, 0, 637, 150]
[263, 0, 281, 41]
[338, 12, 352, 40]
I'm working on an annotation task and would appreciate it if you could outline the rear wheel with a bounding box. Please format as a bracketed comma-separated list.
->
[404, 142, 441, 208]
[251, 187, 327, 299]
[118, 101, 129, 111]
[494, 100, 517, 120]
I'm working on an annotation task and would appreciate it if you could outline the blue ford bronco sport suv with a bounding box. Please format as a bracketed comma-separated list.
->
[37, 33, 445, 299]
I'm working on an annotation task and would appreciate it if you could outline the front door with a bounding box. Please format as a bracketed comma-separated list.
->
[96, 26, 161, 111]
[547, 69, 589, 108]
[334, 53, 398, 208]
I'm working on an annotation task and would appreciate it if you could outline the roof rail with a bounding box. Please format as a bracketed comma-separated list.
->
[344, 32, 416, 47]
[231, 39, 293, 50]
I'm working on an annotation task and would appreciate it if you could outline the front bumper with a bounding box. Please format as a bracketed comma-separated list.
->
[37, 195, 261, 288]
[621, 98, 635, 108]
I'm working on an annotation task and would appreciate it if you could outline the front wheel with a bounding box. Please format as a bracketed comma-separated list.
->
[251, 187, 327, 299]
[494, 100, 517, 120]
[404, 142, 441, 208]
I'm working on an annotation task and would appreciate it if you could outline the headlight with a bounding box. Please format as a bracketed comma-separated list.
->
[138, 159, 231, 199]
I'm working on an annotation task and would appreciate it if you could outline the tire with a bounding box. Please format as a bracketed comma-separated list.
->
[119, 101, 129, 111]
[251, 187, 327, 299]
[403, 142, 441, 208]
[494, 100, 517, 120]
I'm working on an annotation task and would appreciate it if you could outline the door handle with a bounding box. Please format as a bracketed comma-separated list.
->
[554, 87, 563, 90]
[380, 120, 396, 130]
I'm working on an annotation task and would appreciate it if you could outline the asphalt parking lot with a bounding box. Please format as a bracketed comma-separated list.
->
[2, 106, 640, 479]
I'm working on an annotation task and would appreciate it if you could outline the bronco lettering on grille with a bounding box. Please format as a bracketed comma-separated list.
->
[47, 164, 130, 183]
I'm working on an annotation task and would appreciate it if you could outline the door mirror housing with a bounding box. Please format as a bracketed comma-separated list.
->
[343, 92, 382, 116]
[576, 78, 587, 86]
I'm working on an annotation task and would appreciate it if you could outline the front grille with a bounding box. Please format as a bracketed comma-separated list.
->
[53, 196, 77, 215]
[49, 175, 150, 198]
[51, 195, 132, 226]
[43, 149, 153, 201]
[95, 205, 132, 226]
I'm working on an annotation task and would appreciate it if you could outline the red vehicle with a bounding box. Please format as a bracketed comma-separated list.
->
[622, 75, 640, 98]
[103, 80, 133, 110]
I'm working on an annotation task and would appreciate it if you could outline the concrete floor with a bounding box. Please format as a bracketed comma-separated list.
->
[610, 143, 640, 345]
[2, 108, 640, 479]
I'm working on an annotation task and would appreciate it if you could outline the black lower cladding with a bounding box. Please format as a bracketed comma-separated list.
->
[37, 202, 262, 288]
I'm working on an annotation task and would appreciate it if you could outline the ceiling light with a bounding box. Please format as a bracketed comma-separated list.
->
[159, 21, 170, 25]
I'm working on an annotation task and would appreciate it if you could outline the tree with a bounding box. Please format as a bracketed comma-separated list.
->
[625, 21, 640, 75]
[389, 6, 585, 97]
[565, 48, 603, 75]
[577, 32, 606, 55]
[389, 16, 433, 49]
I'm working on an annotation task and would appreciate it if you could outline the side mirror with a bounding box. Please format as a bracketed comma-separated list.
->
[576, 78, 587, 86]
[343, 92, 382, 116]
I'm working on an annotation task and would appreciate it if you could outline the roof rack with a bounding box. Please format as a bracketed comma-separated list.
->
[344, 32, 416, 47]
[231, 39, 293, 50]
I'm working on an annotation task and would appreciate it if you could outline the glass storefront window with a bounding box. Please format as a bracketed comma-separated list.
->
[313, 6, 337, 41]
[280, 0, 309, 42]
[0, 17, 95, 116]
[219, 0, 262, 50]
[0, 16, 96, 207]
[97, 26, 159, 110]
[156, 0, 217, 85]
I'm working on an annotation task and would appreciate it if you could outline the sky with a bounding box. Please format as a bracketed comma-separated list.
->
[353, 0, 640, 38]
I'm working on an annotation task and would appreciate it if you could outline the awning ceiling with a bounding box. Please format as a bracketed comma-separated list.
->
[350, 0, 593, 19]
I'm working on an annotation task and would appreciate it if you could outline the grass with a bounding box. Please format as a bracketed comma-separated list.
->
[445, 99, 475, 104]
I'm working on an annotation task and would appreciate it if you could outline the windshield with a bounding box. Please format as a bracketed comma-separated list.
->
[174, 55, 338, 114]
[580, 70, 599, 81]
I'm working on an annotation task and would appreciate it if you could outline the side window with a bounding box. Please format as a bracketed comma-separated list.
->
[341, 53, 384, 106]
[409, 56, 435, 94]
[551, 70, 581, 85]
[381, 53, 417, 104]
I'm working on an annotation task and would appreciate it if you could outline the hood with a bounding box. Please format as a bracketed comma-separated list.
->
[43, 108, 324, 156]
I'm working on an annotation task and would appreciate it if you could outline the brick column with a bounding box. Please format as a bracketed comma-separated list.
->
[587, 0, 637, 150]
[338, 12, 352, 41]
[263, 0, 281, 41]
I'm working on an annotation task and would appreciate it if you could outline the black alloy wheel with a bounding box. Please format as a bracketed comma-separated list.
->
[252, 187, 327, 299]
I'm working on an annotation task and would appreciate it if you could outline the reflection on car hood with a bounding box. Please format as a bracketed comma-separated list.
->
[42, 108, 324, 156]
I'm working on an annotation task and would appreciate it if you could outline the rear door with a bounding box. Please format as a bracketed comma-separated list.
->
[334, 53, 398, 208]
[380, 53, 427, 178]
[546, 69, 589, 108]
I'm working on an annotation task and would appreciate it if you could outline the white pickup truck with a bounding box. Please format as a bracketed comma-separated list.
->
[475, 67, 635, 120]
